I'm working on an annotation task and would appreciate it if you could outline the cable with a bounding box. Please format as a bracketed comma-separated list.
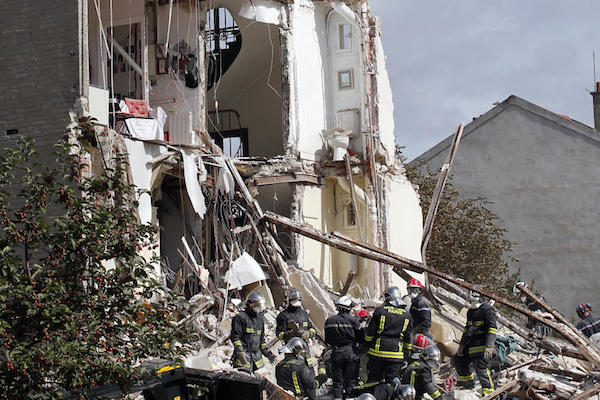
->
[266, 24, 281, 98]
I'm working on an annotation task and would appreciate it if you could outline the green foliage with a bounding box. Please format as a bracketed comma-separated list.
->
[0, 134, 197, 398]
[401, 147, 519, 297]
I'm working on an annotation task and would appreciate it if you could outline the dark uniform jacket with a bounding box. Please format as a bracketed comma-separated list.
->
[460, 302, 497, 356]
[402, 360, 441, 400]
[276, 306, 315, 341]
[324, 312, 361, 349]
[276, 354, 317, 399]
[364, 304, 413, 360]
[409, 294, 432, 335]
[577, 314, 600, 338]
[230, 309, 267, 370]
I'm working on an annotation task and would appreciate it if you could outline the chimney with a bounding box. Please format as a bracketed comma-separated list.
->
[592, 81, 600, 131]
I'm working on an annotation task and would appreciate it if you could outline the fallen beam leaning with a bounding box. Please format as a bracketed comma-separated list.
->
[262, 211, 600, 368]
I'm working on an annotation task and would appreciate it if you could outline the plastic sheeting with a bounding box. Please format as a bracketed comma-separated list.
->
[181, 149, 207, 219]
[238, 0, 282, 25]
[225, 252, 269, 290]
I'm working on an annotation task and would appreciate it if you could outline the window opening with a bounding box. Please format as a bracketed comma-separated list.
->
[339, 24, 352, 51]
[208, 109, 249, 157]
[205, 8, 242, 90]
[338, 69, 354, 89]
[346, 203, 357, 227]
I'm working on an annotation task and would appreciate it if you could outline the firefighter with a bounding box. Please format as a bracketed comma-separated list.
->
[453, 287, 497, 396]
[406, 279, 431, 337]
[275, 337, 317, 399]
[363, 286, 413, 387]
[576, 303, 600, 338]
[276, 287, 317, 370]
[401, 345, 442, 400]
[230, 291, 275, 372]
[324, 295, 362, 399]
[410, 334, 430, 361]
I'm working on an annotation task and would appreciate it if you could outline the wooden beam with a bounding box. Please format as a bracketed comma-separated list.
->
[573, 383, 600, 400]
[516, 284, 600, 366]
[262, 211, 600, 367]
[479, 381, 519, 400]
[253, 173, 321, 186]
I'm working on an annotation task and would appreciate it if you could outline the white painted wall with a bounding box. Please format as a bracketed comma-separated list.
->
[374, 35, 397, 163]
[384, 175, 425, 293]
[291, 1, 329, 160]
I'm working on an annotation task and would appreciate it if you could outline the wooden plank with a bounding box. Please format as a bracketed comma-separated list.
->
[573, 383, 600, 400]
[421, 122, 464, 263]
[479, 380, 519, 400]
[263, 211, 600, 366]
[253, 173, 321, 186]
[516, 284, 600, 367]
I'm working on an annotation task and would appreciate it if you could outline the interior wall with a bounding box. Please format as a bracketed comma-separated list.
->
[300, 179, 369, 294]
[206, 1, 284, 158]
[374, 34, 397, 163]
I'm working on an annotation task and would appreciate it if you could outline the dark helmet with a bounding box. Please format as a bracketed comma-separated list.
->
[286, 337, 308, 358]
[335, 295, 354, 312]
[394, 384, 416, 400]
[421, 345, 441, 368]
[288, 287, 302, 307]
[577, 303, 592, 318]
[246, 291, 266, 314]
[356, 394, 376, 400]
[384, 286, 405, 308]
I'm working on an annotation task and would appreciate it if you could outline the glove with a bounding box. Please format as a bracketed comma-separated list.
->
[301, 329, 313, 342]
[316, 373, 328, 386]
[235, 350, 250, 366]
[484, 346, 494, 360]
[264, 351, 277, 363]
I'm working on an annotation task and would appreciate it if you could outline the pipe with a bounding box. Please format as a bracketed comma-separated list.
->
[330, 2, 360, 26]
[108, 35, 143, 77]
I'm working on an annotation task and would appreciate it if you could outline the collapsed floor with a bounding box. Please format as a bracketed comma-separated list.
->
[89, 125, 600, 400]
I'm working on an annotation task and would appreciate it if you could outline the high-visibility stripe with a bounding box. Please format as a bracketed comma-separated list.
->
[404, 343, 413, 350]
[255, 358, 265, 368]
[307, 357, 314, 366]
[245, 328, 255, 333]
[431, 390, 441, 399]
[260, 343, 267, 349]
[309, 328, 316, 334]
[367, 348, 404, 359]
[488, 328, 498, 334]
[474, 320, 484, 326]
[485, 368, 494, 390]
[233, 340, 243, 347]
[354, 380, 380, 390]
[375, 337, 381, 352]
[402, 318, 410, 332]
[458, 373, 474, 382]
[409, 371, 416, 386]
[365, 335, 374, 342]
[278, 331, 285, 340]
[292, 371, 301, 394]
[482, 388, 495, 395]
[468, 345, 486, 354]
[377, 316, 386, 334]
[318, 367, 326, 374]
[302, 322, 308, 327]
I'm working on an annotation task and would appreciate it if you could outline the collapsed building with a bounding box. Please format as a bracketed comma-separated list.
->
[3, 0, 600, 399]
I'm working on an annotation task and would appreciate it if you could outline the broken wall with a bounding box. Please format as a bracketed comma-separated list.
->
[206, 0, 284, 158]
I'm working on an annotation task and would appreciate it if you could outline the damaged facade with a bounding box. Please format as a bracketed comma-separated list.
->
[0, 0, 423, 303]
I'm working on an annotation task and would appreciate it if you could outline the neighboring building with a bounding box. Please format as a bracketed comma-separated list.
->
[413, 94, 600, 317]
[0, 0, 423, 301]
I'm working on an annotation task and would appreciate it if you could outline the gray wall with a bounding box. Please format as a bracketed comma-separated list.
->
[0, 0, 81, 151]
[419, 103, 600, 319]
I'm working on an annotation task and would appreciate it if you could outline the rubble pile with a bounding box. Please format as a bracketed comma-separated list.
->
[91, 124, 600, 399]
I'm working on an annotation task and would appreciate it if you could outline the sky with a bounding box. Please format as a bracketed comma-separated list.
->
[369, 1, 600, 161]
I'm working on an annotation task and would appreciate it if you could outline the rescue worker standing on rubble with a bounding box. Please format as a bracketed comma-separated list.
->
[363, 286, 413, 387]
[453, 287, 497, 396]
[275, 337, 317, 399]
[401, 345, 443, 400]
[406, 279, 431, 337]
[276, 288, 317, 370]
[230, 291, 276, 372]
[576, 303, 600, 339]
[324, 295, 362, 400]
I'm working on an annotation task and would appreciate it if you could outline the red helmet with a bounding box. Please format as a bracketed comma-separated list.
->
[413, 333, 430, 351]
[354, 309, 369, 319]
[407, 278, 423, 289]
